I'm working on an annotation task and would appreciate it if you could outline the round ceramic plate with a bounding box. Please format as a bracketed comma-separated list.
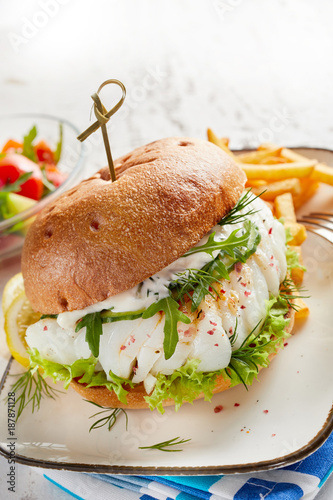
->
[0, 148, 332, 475]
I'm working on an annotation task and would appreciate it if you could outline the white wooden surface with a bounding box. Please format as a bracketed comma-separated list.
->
[0, 0, 332, 498]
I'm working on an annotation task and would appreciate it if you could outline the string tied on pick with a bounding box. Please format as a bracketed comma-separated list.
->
[77, 79, 126, 182]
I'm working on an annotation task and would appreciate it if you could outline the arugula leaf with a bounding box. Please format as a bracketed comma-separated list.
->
[142, 297, 190, 360]
[54, 123, 63, 164]
[172, 221, 261, 311]
[75, 312, 103, 357]
[40, 166, 56, 196]
[183, 220, 259, 258]
[22, 125, 37, 162]
[1, 171, 33, 193]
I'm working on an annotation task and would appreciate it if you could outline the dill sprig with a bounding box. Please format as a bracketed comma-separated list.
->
[8, 367, 63, 421]
[85, 400, 128, 432]
[280, 278, 310, 311]
[218, 189, 261, 226]
[139, 436, 191, 452]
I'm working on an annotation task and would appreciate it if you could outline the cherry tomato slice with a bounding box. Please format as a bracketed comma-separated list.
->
[0, 153, 44, 201]
[35, 140, 55, 164]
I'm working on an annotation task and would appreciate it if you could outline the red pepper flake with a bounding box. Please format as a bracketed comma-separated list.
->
[221, 289, 226, 294]
[43, 326, 48, 331]
[240, 429, 244, 432]
[207, 330, 215, 335]
[210, 321, 217, 326]
[268, 227, 273, 235]
[297, 371, 299, 373]
[240, 305, 246, 309]
[270, 255, 274, 260]
[244, 291, 251, 297]
[284, 342, 288, 347]
[183, 329, 191, 337]
[214, 405, 223, 413]
[235, 262, 243, 273]
[272, 433, 276, 437]
[234, 403, 240, 407]
[214, 343, 219, 347]
[209, 286, 213, 292]
[263, 410, 269, 414]
[240, 282, 247, 287]
[120, 345, 126, 351]
[269, 263, 274, 267]
[229, 327, 233, 334]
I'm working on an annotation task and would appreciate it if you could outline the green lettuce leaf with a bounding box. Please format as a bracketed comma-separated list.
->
[29, 349, 132, 404]
[286, 246, 306, 273]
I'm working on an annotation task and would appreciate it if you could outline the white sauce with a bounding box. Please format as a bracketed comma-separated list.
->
[26, 194, 287, 390]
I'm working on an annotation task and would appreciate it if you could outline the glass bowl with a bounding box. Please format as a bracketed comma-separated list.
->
[0, 114, 85, 259]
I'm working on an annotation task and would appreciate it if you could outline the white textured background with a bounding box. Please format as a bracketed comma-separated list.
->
[0, 0, 332, 498]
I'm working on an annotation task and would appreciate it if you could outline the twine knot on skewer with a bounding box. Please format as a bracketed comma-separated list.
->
[77, 79, 126, 182]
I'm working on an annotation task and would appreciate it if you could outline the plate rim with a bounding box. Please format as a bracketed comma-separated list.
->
[1, 145, 332, 475]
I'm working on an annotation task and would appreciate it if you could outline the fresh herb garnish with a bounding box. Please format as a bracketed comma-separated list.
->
[85, 400, 128, 432]
[101, 308, 145, 323]
[0, 171, 33, 193]
[8, 366, 62, 421]
[40, 166, 56, 196]
[54, 123, 63, 164]
[183, 220, 259, 258]
[22, 125, 37, 162]
[139, 436, 191, 452]
[279, 278, 310, 311]
[75, 312, 103, 357]
[142, 297, 191, 360]
[171, 221, 260, 311]
[218, 190, 261, 226]
[40, 313, 58, 319]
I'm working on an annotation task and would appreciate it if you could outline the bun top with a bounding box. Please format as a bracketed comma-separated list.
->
[22, 137, 246, 314]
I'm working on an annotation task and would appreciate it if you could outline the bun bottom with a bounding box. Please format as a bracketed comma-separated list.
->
[70, 306, 295, 410]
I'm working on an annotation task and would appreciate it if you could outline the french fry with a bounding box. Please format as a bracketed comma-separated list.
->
[207, 129, 235, 158]
[294, 297, 310, 320]
[274, 193, 296, 222]
[310, 163, 333, 186]
[288, 245, 305, 285]
[292, 178, 320, 210]
[245, 179, 267, 188]
[251, 178, 301, 201]
[238, 160, 316, 181]
[236, 148, 285, 164]
[285, 222, 307, 245]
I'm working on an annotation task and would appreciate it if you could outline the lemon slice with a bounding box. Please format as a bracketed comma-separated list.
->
[2, 272, 25, 314]
[3, 276, 41, 367]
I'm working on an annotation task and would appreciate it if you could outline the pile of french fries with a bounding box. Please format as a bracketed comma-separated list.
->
[207, 128, 333, 321]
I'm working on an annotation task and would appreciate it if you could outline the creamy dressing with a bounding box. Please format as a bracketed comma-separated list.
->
[26, 194, 287, 392]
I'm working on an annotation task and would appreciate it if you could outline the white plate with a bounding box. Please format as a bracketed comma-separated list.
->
[0, 148, 332, 475]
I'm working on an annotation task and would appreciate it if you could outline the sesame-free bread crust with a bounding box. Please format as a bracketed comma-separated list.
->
[22, 137, 246, 314]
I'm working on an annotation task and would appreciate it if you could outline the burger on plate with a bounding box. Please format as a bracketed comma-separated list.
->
[20, 137, 295, 412]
